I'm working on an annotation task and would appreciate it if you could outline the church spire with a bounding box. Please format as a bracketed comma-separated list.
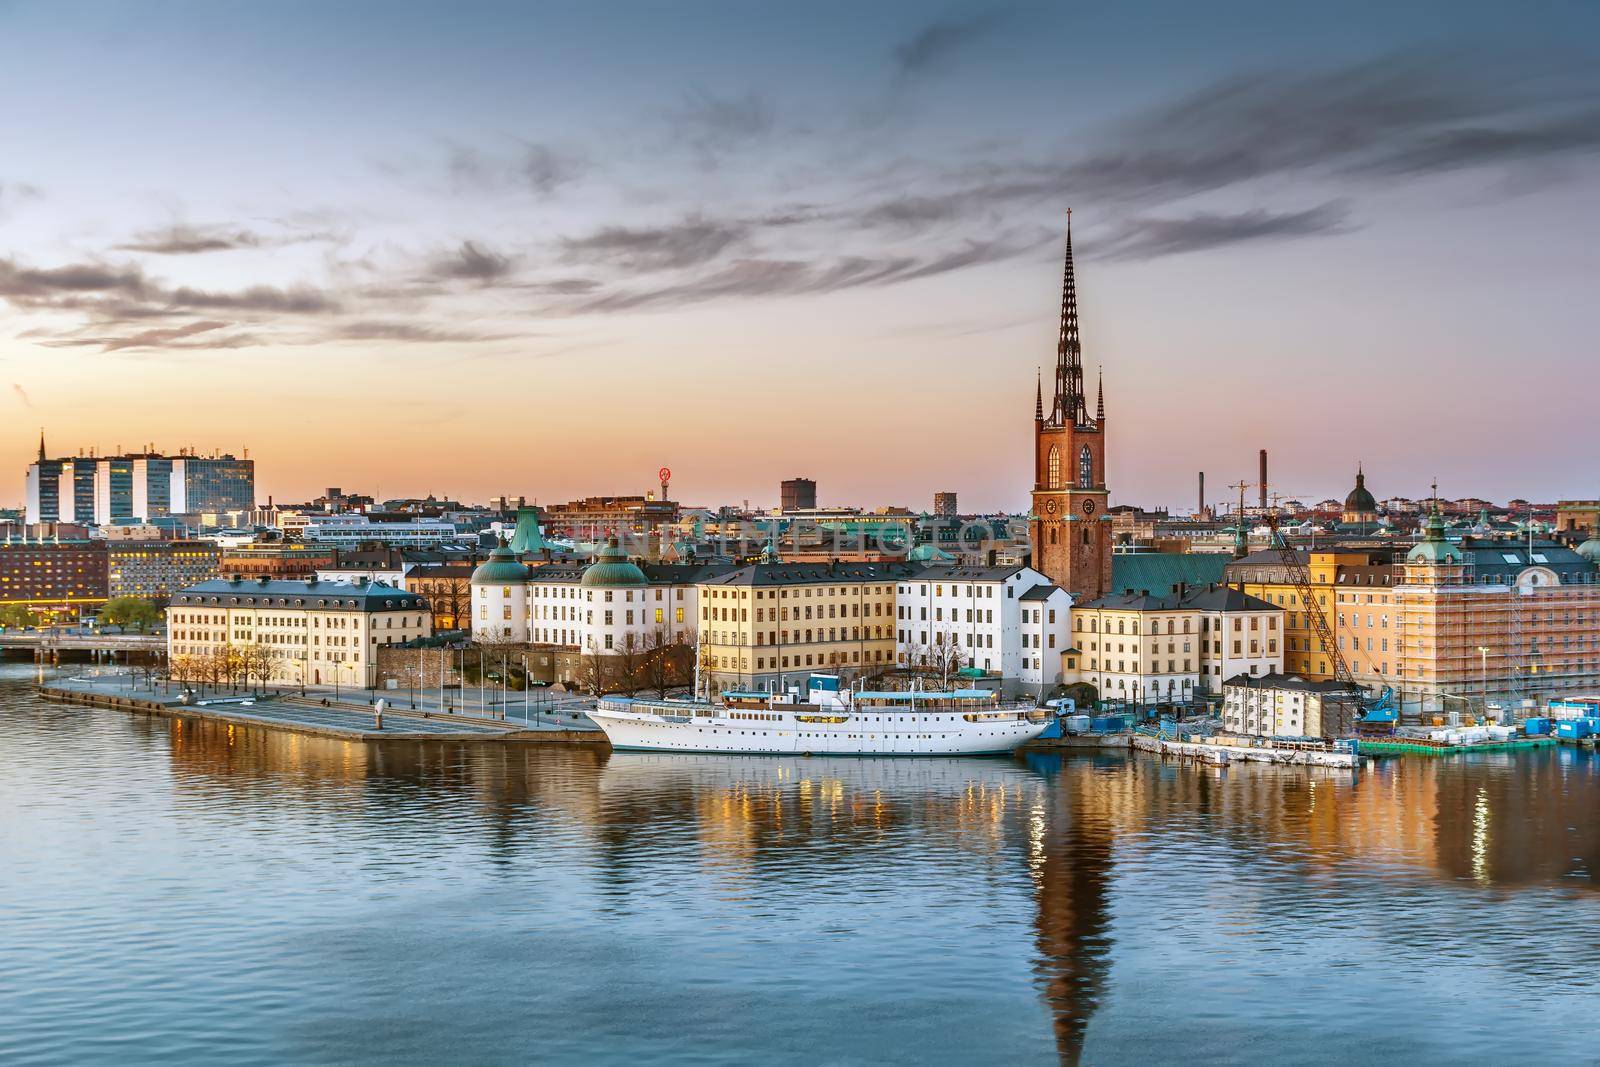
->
[1051, 209, 1086, 428]
[38, 429, 46, 462]
[1035, 368, 1043, 421]
[1095, 368, 1104, 422]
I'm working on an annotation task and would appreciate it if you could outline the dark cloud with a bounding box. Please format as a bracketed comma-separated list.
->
[892, 10, 1009, 77]
[329, 321, 513, 344]
[0, 258, 150, 300]
[574, 233, 1037, 313]
[115, 224, 262, 255]
[561, 215, 747, 272]
[1085, 203, 1353, 261]
[11, 382, 33, 408]
[41, 319, 262, 353]
[430, 241, 516, 283]
[165, 285, 340, 314]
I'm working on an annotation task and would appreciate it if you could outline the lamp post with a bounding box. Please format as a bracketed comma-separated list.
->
[1477, 646, 1491, 719]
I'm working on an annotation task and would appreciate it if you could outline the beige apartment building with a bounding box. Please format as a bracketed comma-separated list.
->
[1388, 507, 1600, 715]
[696, 561, 918, 695]
[167, 577, 432, 690]
[1069, 582, 1283, 709]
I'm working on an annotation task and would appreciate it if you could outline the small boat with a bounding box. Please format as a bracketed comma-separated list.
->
[589, 674, 1053, 756]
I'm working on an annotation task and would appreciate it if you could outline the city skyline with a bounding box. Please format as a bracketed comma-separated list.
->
[4, 2, 1600, 510]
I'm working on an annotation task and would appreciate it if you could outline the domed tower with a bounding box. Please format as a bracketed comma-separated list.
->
[470, 544, 531, 642]
[1404, 496, 1465, 584]
[578, 537, 649, 656]
[1342, 464, 1378, 526]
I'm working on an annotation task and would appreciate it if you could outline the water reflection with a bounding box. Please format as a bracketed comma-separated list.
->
[3, 666, 1599, 1065]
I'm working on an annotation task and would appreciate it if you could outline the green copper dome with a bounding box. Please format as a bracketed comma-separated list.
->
[580, 537, 647, 588]
[507, 506, 548, 554]
[1407, 504, 1463, 564]
[1344, 466, 1377, 514]
[1576, 537, 1600, 563]
[471, 545, 530, 585]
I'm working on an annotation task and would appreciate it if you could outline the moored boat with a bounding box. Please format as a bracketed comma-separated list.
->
[589, 675, 1052, 756]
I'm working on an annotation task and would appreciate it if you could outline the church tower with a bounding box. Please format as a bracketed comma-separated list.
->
[1029, 212, 1112, 601]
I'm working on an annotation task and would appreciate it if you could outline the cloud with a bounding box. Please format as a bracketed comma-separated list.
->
[429, 240, 516, 284]
[442, 141, 584, 197]
[329, 320, 514, 344]
[1085, 203, 1353, 261]
[0, 257, 150, 300]
[667, 88, 775, 163]
[164, 285, 340, 313]
[573, 233, 1039, 313]
[0, 180, 43, 218]
[115, 224, 263, 255]
[11, 382, 33, 408]
[892, 10, 1009, 78]
[518, 143, 582, 196]
[561, 215, 747, 272]
[40, 319, 263, 353]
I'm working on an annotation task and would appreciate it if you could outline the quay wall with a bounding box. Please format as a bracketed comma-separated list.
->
[1131, 733, 1357, 768]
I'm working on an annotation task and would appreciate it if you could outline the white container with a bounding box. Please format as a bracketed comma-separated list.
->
[1063, 715, 1092, 735]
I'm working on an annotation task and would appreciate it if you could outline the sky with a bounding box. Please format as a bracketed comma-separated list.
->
[2, 1, 1599, 513]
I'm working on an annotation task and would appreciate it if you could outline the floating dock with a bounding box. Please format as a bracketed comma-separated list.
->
[1357, 735, 1557, 756]
[1131, 733, 1357, 768]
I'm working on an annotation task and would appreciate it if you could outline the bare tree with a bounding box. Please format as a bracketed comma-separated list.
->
[641, 626, 687, 696]
[926, 633, 967, 689]
[612, 631, 644, 695]
[577, 637, 609, 695]
[243, 643, 281, 694]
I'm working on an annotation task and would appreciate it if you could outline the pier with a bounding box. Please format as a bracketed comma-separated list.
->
[40, 674, 606, 744]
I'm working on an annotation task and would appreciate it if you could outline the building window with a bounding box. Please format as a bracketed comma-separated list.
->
[1047, 446, 1061, 489]
[1078, 445, 1093, 488]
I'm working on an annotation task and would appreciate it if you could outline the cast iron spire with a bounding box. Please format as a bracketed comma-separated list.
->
[1052, 209, 1088, 428]
[1035, 368, 1043, 421]
[1095, 368, 1104, 422]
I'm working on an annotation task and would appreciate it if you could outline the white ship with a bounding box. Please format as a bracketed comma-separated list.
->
[589, 675, 1053, 756]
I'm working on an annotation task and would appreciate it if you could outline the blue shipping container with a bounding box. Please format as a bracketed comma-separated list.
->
[1523, 718, 1551, 736]
[1555, 720, 1591, 739]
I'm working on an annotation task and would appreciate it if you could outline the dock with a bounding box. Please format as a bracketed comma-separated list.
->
[39, 680, 606, 744]
[1131, 732, 1358, 768]
[1357, 735, 1558, 756]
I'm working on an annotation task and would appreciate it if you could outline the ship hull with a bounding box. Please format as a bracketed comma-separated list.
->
[589, 706, 1051, 757]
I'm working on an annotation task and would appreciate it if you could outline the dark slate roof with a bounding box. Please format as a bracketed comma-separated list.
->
[1082, 582, 1277, 614]
[1458, 538, 1599, 583]
[171, 578, 426, 612]
[1111, 552, 1230, 597]
[1180, 585, 1276, 612]
[905, 563, 1030, 582]
[1223, 672, 1353, 694]
[1019, 583, 1064, 601]
[704, 561, 921, 587]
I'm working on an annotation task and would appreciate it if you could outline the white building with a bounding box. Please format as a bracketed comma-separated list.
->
[281, 512, 461, 547]
[1222, 673, 1358, 738]
[167, 577, 432, 689]
[470, 539, 720, 661]
[894, 564, 1072, 694]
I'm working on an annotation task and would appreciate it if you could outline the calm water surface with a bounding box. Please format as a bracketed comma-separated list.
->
[2, 664, 1598, 1065]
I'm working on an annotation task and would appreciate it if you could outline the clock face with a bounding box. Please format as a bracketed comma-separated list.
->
[1044, 499, 1058, 515]
[1082, 499, 1097, 516]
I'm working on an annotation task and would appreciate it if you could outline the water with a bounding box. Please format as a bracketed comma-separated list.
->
[2, 664, 1598, 1066]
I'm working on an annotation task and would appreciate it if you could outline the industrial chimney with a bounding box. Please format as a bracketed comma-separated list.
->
[1258, 450, 1268, 510]
[1198, 472, 1205, 517]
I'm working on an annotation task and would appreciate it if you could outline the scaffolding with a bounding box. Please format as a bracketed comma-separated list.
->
[1391, 571, 1600, 718]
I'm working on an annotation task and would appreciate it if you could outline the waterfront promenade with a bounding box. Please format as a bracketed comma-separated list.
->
[42, 670, 603, 742]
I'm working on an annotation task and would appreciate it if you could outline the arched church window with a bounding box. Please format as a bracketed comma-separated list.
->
[1079, 445, 1093, 488]
[1047, 446, 1061, 489]
[1050, 527, 1057, 545]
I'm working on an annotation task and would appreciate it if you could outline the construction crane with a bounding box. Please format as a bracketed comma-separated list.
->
[1261, 507, 1396, 728]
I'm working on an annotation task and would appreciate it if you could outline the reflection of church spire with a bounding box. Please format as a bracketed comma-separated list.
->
[1031, 767, 1114, 1066]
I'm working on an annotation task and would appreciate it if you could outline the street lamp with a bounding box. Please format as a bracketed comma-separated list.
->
[1477, 646, 1491, 719]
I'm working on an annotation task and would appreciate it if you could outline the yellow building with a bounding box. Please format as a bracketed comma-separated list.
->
[167, 577, 432, 690]
[696, 562, 915, 695]
[1225, 547, 1394, 681]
